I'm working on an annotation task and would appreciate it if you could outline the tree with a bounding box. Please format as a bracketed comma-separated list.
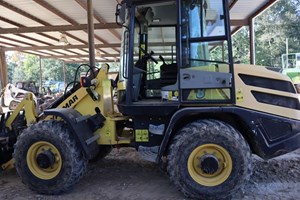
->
[22, 54, 40, 82]
[42, 58, 65, 81]
[6, 51, 24, 83]
[255, 0, 300, 67]
[232, 27, 250, 64]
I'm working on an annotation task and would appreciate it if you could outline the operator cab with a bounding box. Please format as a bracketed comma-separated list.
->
[116, 0, 234, 116]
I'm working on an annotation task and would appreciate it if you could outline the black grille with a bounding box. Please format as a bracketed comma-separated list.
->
[252, 91, 300, 110]
[239, 74, 296, 93]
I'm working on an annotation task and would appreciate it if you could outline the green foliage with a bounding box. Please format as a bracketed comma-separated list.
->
[42, 58, 65, 81]
[210, 27, 250, 64]
[255, 0, 300, 67]
[6, 51, 24, 83]
[23, 54, 40, 81]
[232, 27, 250, 64]
[7, 52, 96, 88]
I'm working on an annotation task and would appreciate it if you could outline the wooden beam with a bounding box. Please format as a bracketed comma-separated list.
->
[0, 0, 120, 56]
[75, 0, 121, 40]
[0, 0, 49, 26]
[64, 59, 117, 64]
[0, 41, 18, 47]
[231, 26, 243, 35]
[42, 54, 119, 59]
[15, 34, 51, 46]
[0, 35, 34, 46]
[0, 23, 120, 35]
[2, 44, 120, 51]
[249, 0, 278, 19]
[41, 52, 174, 59]
[32, 0, 112, 54]
[0, 35, 62, 56]
[230, 19, 249, 26]
[21, 50, 52, 57]
[229, 0, 239, 10]
[0, 16, 82, 55]
[0, 0, 86, 45]
[2, 42, 173, 52]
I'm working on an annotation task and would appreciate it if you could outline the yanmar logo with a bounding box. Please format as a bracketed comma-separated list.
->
[63, 95, 78, 108]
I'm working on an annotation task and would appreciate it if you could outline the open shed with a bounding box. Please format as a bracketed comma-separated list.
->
[0, 0, 278, 88]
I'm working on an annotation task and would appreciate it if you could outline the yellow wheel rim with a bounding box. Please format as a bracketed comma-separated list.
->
[187, 144, 232, 187]
[26, 141, 62, 180]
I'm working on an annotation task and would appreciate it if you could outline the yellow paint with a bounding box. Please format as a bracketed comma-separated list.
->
[235, 64, 300, 120]
[117, 80, 126, 91]
[1, 159, 14, 171]
[140, 44, 146, 57]
[96, 116, 131, 145]
[26, 141, 62, 180]
[52, 63, 130, 145]
[5, 93, 37, 130]
[187, 144, 232, 187]
[236, 88, 244, 102]
[187, 89, 230, 101]
[135, 129, 149, 142]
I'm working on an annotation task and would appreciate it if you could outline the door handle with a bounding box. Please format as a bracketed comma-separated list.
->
[183, 74, 191, 80]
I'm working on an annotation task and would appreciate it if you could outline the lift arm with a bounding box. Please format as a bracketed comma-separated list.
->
[5, 93, 37, 130]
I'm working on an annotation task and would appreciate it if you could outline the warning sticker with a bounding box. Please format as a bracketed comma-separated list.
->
[135, 129, 149, 142]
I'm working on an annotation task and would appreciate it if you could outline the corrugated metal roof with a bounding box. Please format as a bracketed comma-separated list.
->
[0, 0, 277, 63]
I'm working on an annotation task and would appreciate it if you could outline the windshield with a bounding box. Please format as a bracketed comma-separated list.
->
[181, 0, 229, 67]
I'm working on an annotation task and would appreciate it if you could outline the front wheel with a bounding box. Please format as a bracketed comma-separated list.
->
[167, 119, 251, 199]
[14, 120, 87, 194]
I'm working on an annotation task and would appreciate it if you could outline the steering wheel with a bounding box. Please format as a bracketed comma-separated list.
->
[139, 47, 158, 64]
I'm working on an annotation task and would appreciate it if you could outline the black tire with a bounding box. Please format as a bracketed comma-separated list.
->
[167, 119, 251, 200]
[89, 145, 112, 162]
[14, 120, 87, 194]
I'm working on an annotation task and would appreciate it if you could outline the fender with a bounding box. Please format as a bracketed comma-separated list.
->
[44, 108, 100, 160]
[158, 107, 223, 161]
[157, 107, 300, 161]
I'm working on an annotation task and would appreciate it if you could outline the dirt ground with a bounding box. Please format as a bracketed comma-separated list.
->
[0, 148, 299, 200]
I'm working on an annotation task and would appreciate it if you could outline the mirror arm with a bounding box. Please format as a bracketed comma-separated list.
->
[115, 3, 129, 30]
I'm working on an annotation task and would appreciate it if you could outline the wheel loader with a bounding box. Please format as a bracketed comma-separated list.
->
[1, 0, 300, 199]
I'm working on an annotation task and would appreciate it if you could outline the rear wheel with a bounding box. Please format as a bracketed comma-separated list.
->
[167, 119, 251, 199]
[14, 120, 87, 194]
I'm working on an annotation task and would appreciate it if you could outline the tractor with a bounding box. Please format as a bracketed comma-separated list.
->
[0, 0, 300, 199]
[281, 53, 300, 92]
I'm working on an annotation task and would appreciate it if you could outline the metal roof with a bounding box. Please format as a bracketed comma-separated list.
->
[0, 0, 278, 63]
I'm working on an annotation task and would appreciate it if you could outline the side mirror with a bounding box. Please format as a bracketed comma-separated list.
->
[115, 3, 126, 26]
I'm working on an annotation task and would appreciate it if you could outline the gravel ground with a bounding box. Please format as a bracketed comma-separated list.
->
[0, 148, 299, 200]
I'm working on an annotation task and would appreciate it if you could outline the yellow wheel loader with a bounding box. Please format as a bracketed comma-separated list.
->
[1, 0, 300, 199]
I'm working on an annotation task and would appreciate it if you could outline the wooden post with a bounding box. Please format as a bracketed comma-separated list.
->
[249, 18, 255, 65]
[39, 56, 43, 94]
[63, 61, 67, 88]
[87, 0, 95, 68]
[0, 50, 7, 88]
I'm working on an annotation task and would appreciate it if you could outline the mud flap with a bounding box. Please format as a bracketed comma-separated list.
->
[44, 108, 104, 160]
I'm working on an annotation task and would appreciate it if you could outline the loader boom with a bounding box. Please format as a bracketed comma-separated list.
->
[0, 93, 37, 171]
